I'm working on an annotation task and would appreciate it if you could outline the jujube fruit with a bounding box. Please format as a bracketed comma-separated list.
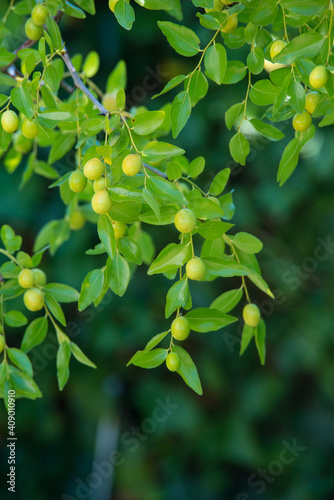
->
[102, 93, 118, 111]
[122, 154, 142, 176]
[309, 65, 328, 89]
[18, 269, 35, 289]
[113, 221, 126, 239]
[93, 176, 111, 193]
[166, 352, 181, 372]
[31, 4, 48, 26]
[270, 40, 287, 59]
[69, 211, 86, 231]
[24, 288, 44, 311]
[292, 111, 312, 132]
[84, 158, 104, 180]
[25, 18, 43, 41]
[305, 92, 320, 114]
[243, 303, 261, 327]
[22, 119, 39, 139]
[0, 335, 5, 354]
[186, 258, 206, 281]
[69, 171, 87, 193]
[171, 316, 190, 341]
[174, 209, 197, 233]
[1, 110, 19, 134]
[221, 15, 238, 34]
[32, 268, 47, 286]
[91, 190, 112, 214]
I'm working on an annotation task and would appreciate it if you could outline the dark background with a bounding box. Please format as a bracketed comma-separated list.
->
[1, 1, 334, 499]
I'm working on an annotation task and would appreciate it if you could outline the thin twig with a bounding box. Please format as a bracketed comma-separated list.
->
[143, 162, 168, 179]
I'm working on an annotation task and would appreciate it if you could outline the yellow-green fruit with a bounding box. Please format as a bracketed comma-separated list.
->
[18, 269, 35, 289]
[13, 133, 32, 154]
[166, 352, 181, 372]
[92, 190, 112, 214]
[0, 335, 5, 354]
[69, 211, 86, 231]
[102, 93, 118, 111]
[113, 221, 126, 239]
[186, 258, 206, 281]
[270, 40, 287, 59]
[23, 288, 44, 312]
[84, 158, 104, 180]
[93, 176, 111, 193]
[305, 92, 320, 114]
[205, 0, 223, 12]
[122, 154, 142, 176]
[32, 268, 47, 286]
[309, 65, 328, 89]
[221, 15, 238, 34]
[243, 303, 261, 327]
[292, 111, 312, 132]
[171, 316, 190, 341]
[25, 18, 43, 41]
[31, 4, 48, 26]
[22, 119, 39, 139]
[1, 110, 19, 134]
[174, 208, 197, 234]
[69, 170, 87, 193]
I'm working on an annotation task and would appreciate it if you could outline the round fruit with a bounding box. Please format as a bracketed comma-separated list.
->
[113, 221, 126, 239]
[84, 158, 104, 180]
[205, 0, 223, 12]
[166, 352, 181, 372]
[13, 133, 32, 154]
[243, 303, 261, 327]
[221, 15, 238, 34]
[171, 316, 191, 341]
[309, 65, 328, 89]
[292, 111, 312, 132]
[69, 170, 87, 193]
[31, 4, 48, 26]
[18, 269, 35, 289]
[0, 335, 5, 354]
[186, 258, 206, 281]
[122, 154, 142, 176]
[69, 211, 86, 231]
[93, 176, 111, 193]
[24, 288, 44, 312]
[22, 119, 39, 139]
[174, 208, 197, 234]
[102, 93, 118, 111]
[1, 110, 19, 134]
[32, 268, 47, 286]
[92, 190, 112, 214]
[270, 40, 287, 59]
[25, 18, 43, 41]
[305, 92, 320, 114]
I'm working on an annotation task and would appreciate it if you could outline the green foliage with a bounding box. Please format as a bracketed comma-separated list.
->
[0, 0, 333, 401]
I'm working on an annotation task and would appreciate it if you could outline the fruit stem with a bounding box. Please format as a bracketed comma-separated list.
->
[180, 176, 206, 196]
[2, 0, 14, 23]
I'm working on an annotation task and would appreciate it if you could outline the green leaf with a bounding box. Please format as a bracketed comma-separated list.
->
[148, 243, 190, 275]
[174, 345, 202, 395]
[247, 46, 264, 75]
[9, 366, 42, 399]
[129, 348, 168, 368]
[167, 161, 183, 181]
[106, 60, 126, 93]
[204, 43, 227, 85]
[118, 237, 142, 265]
[57, 341, 71, 391]
[44, 283, 79, 303]
[225, 102, 244, 130]
[46, 16, 62, 51]
[249, 80, 280, 106]
[250, 119, 285, 141]
[142, 187, 161, 222]
[255, 319, 266, 365]
[196, 221, 233, 240]
[0, 48, 16, 67]
[158, 21, 200, 57]
[0, 225, 22, 253]
[185, 308, 237, 332]
[210, 288, 243, 313]
[140, 204, 179, 225]
[240, 323, 255, 355]
[45, 294, 66, 327]
[203, 257, 249, 277]
[142, 141, 185, 162]
[274, 33, 325, 65]
[82, 50, 100, 77]
[131, 111, 165, 135]
[144, 331, 169, 351]
[250, 0, 278, 26]
[147, 176, 187, 205]
[39, 111, 73, 121]
[21, 317, 48, 353]
[70, 342, 96, 368]
[188, 197, 224, 219]
[231, 232, 263, 254]
[7, 348, 33, 377]
[222, 61, 247, 84]
[152, 75, 187, 99]
[288, 80, 305, 114]
[229, 132, 249, 166]
[106, 255, 130, 297]
[78, 269, 105, 311]
[5, 311, 28, 328]
[209, 168, 230, 196]
[187, 70, 208, 106]
[48, 133, 76, 164]
[165, 278, 190, 318]
[277, 138, 301, 186]
[171, 90, 192, 138]
[73, 0, 96, 15]
[98, 215, 116, 259]
[187, 156, 205, 178]
[280, 0, 328, 15]
[11, 87, 34, 120]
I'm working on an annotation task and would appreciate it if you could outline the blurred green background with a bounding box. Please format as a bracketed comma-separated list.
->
[1, 1, 334, 499]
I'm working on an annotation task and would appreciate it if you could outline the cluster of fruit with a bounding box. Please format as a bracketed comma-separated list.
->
[25, 4, 49, 41]
[17, 267, 47, 312]
[1, 110, 39, 140]
[270, 41, 328, 132]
